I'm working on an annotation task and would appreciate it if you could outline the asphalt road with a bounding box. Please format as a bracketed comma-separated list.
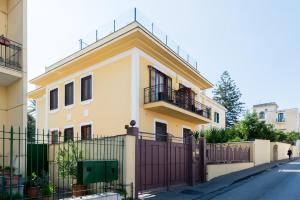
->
[209, 159, 300, 200]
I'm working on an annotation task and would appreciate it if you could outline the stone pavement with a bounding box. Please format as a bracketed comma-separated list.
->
[139, 159, 297, 200]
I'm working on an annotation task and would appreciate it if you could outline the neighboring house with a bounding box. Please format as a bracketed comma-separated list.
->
[28, 16, 226, 143]
[253, 102, 300, 132]
[0, 0, 27, 129]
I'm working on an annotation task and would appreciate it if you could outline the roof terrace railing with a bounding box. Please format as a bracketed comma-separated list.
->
[79, 8, 200, 73]
[0, 36, 22, 71]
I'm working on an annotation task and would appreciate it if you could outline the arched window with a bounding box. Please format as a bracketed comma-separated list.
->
[259, 111, 265, 119]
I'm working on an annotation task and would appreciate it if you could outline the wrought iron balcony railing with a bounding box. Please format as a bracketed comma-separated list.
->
[0, 36, 22, 71]
[144, 84, 211, 119]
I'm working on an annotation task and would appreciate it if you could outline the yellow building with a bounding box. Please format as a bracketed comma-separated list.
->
[29, 15, 226, 142]
[253, 102, 300, 132]
[0, 0, 27, 129]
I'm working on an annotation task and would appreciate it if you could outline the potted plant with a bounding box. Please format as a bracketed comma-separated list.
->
[24, 172, 41, 198]
[56, 140, 85, 197]
[2, 166, 21, 188]
[41, 182, 55, 200]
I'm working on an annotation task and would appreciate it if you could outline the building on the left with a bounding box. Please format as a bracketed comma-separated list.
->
[0, 0, 27, 176]
[0, 0, 27, 129]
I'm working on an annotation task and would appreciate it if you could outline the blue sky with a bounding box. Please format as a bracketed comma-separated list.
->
[28, 0, 300, 110]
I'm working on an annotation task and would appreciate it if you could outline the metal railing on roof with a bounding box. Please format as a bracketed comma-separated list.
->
[79, 8, 200, 73]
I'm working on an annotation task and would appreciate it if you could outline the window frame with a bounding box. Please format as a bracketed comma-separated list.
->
[214, 112, 220, 123]
[80, 73, 93, 104]
[49, 87, 59, 112]
[64, 80, 75, 108]
[80, 122, 93, 140]
[154, 119, 168, 142]
[63, 126, 74, 142]
[49, 128, 60, 144]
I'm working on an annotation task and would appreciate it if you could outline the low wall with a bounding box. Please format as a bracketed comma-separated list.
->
[270, 142, 290, 161]
[207, 162, 254, 181]
[253, 139, 270, 166]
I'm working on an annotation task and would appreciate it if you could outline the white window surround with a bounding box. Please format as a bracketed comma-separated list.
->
[49, 87, 59, 113]
[153, 118, 168, 141]
[80, 73, 93, 105]
[64, 79, 75, 110]
[80, 122, 93, 139]
[182, 125, 192, 139]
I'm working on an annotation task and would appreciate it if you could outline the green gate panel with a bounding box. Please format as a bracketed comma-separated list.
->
[27, 144, 48, 177]
[105, 160, 118, 182]
[77, 160, 106, 184]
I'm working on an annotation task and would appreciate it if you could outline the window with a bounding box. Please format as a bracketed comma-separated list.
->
[155, 121, 167, 142]
[51, 130, 59, 144]
[81, 75, 92, 102]
[259, 111, 265, 119]
[81, 124, 92, 140]
[50, 88, 58, 110]
[64, 127, 74, 142]
[214, 112, 220, 123]
[183, 128, 191, 144]
[277, 113, 285, 122]
[65, 82, 74, 106]
[149, 66, 172, 101]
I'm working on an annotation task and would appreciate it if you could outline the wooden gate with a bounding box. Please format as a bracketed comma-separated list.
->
[135, 131, 206, 194]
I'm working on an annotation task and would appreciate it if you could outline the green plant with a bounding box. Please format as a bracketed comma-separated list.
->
[56, 140, 83, 180]
[42, 182, 55, 196]
[0, 192, 22, 200]
[29, 172, 42, 187]
[3, 166, 15, 173]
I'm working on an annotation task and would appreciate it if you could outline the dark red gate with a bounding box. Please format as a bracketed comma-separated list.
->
[135, 131, 206, 195]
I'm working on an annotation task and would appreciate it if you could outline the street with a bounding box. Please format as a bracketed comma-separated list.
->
[209, 159, 300, 200]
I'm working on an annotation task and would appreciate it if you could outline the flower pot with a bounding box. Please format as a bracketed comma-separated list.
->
[42, 196, 53, 200]
[4, 174, 20, 186]
[25, 186, 40, 198]
[72, 184, 87, 197]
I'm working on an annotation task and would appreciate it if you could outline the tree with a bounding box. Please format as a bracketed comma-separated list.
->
[27, 100, 36, 142]
[213, 71, 244, 128]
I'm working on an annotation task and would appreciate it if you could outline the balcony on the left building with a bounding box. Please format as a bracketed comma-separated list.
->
[0, 35, 22, 71]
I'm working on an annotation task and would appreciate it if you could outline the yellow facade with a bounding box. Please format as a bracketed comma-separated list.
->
[0, 0, 27, 129]
[29, 22, 226, 140]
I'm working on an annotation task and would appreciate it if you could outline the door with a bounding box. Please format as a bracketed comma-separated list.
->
[155, 122, 167, 142]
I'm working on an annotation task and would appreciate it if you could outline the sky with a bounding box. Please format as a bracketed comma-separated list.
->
[28, 0, 300, 110]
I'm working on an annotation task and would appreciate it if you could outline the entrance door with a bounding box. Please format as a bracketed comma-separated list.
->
[155, 122, 167, 142]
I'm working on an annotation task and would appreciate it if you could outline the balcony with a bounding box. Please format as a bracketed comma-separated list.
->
[144, 85, 211, 123]
[0, 36, 22, 71]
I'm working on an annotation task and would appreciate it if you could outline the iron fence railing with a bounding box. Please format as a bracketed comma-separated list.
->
[144, 84, 211, 119]
[206, 143, 251, 164]
[0, 126, 132, 199]
[79, 8, 201, 74]
[0, 36, 22, 71]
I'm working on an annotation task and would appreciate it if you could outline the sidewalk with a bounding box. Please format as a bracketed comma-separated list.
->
[140, 158, 297, 200]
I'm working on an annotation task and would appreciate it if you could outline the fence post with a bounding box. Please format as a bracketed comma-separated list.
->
[125, 120, 138, 199]
[199, 137, 207, 182]
[10, 126, 13, 197]
[188, 135, 196, 186]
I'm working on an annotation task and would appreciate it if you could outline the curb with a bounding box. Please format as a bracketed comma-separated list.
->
[194, 159, 296, 200]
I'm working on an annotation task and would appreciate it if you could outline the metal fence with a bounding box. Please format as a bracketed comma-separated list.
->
[206, 143, 251, 164]
[0, 126, 132, 200]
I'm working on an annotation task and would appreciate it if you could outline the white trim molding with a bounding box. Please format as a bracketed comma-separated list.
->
[131, 48, 140, 126]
